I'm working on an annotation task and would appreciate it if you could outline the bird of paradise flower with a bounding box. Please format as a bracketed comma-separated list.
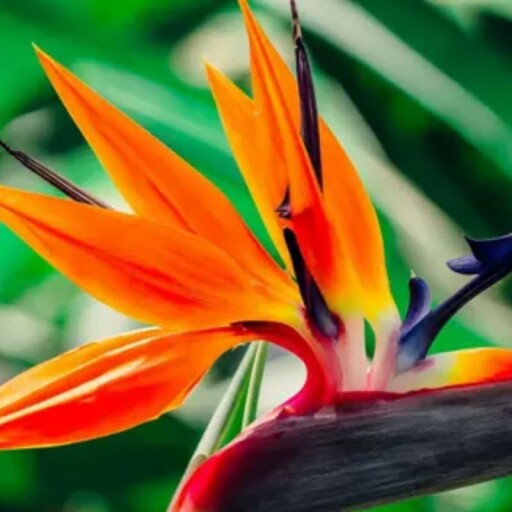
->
[0, 1, 512, 511]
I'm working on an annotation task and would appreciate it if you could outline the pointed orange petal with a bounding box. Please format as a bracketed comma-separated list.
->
[239, 0, 358, 311]
[321, 124, 393, 317]
[0, 326, 265, 448]
[34, 47, 291, 295]
[205, 64, 291, 269]
[389, 348, 512, 393]
[0, 187, 296, 329]
[238, 1, 394, 318]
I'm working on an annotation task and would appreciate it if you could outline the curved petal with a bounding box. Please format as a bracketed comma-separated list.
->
[238, 0, 394, 319]
[389, 348, 512, 393]
[0, 187, 298, 330]
[0, 326, 268, 449]
[34, 48, 292, 295]
[239, 0, 358, 313]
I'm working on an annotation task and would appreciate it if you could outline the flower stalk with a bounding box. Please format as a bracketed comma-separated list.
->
[167, 344, 264, 512]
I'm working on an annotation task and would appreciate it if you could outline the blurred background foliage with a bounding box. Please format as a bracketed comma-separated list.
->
[0, 0, 512, 510]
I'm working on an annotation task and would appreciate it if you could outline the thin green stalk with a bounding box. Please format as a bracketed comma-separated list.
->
[242, 342, 268, 428]
[168, 343, 265, 511]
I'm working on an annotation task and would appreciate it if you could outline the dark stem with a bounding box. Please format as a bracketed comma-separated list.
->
[213, 382, 512, 511]
[291, 0, 322, 184]
[0, 139, 109, 208]
[277, 0, 322, 218]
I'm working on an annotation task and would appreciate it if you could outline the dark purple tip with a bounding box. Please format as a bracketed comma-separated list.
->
[0, 139, 109, 209]
[277, 1, 322, 217]
[291, 1, 322, 184]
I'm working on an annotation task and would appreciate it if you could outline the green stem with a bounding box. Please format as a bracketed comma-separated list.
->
[167, 343, 263, 511]
[242, 342, 268, 428]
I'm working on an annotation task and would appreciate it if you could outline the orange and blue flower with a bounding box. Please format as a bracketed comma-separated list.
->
[0, 1, 511, 510]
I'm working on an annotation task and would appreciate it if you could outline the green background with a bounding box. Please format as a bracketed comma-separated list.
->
[1, 0, 512, 510]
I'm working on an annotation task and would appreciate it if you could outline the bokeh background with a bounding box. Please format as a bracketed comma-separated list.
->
[1, 0, 512, 510]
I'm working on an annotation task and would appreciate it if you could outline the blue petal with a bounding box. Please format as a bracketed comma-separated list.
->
[466, 234, 512, 266]
[448, 234, 512, 275]
[401, 275, 431, 336]
[447, 255, 483, 275]
[397, 231, 512, 374]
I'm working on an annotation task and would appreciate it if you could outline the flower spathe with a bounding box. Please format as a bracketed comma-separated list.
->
[0, 0, 512, 509]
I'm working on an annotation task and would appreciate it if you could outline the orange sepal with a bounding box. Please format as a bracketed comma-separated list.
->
[0, 326, 265, 449]
[322, 123, 393, 317]
[389, 348, 512, 393]
[239, 0, 358, 311]
[238, 0, 393, 318]
[35, 47, 292, 294]
[0, 187, 296, 330]
[205, 64, 291, 269]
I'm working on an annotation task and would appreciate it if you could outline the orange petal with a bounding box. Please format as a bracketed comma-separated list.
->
[238, 1, 393, 318]
[34, 47, 292, 296]
[322, 123, 393, 317]
[389, 348, 512, 393]
[239, 0, 358, 312]
[0, 326, 266, 448]
[0, 187, 297, 329]
[205, 64, 291, 269]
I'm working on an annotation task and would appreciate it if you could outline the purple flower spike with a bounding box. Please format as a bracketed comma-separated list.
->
[397, 233, 512, 373]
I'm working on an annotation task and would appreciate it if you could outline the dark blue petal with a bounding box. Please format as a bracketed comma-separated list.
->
[466, 234, 512, 266]
[401, 275, 431, 336]
[447, 255, 484, 275]
[277, 0, 321, 219]
[398, 232, 512, 373]
[397, 319, 437, 374]
[283, 228, 340, 340]
[448, 234, 512, 275]
[291, 0, 322, 186]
